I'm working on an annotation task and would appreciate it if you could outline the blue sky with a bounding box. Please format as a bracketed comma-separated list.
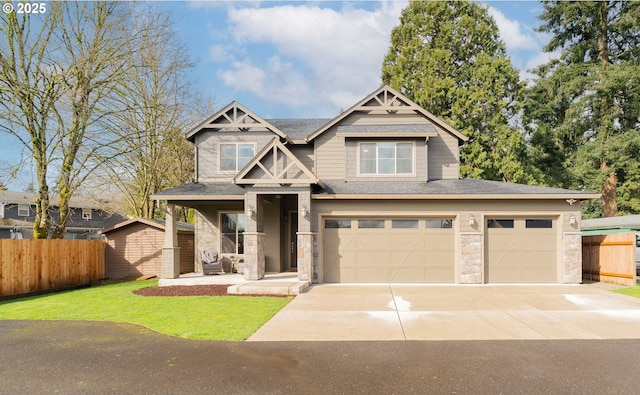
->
[1, 0, 557, 190]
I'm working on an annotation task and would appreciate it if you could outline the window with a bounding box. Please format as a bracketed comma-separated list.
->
[221, 212, 246, 254]
[526, 219, 553, 229]
[17, 204, 29, 216]
[392, 219, 418, 229]
[325, 219, 352, 229]
[82, 208, 92, 220]
[425, 219, 453, 229]
[359, 142, 413, 175]
[358, 219, 385, 229]
[487, 219, 514, 229]
[220, 143, 255, 171]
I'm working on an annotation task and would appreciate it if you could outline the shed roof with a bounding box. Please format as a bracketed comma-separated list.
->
[100, 218, 194, 234]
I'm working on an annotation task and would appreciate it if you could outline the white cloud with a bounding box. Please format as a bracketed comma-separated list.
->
[486, 6, 539, 52]
[213, 1, 407, 116]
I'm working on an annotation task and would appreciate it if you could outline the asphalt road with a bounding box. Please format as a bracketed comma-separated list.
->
[1, 320, 639, 394]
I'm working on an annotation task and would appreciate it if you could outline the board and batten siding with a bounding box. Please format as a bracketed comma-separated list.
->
[195, 130, 276, 181]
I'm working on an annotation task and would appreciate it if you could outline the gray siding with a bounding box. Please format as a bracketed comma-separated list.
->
[195, 130, 275, 182]
[428, 129, 459, 180]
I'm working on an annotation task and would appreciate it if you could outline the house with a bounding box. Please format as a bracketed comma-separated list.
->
[153, 85, 599, 284]
[101, 218, 195, 279]
[0, 190, 126, 239]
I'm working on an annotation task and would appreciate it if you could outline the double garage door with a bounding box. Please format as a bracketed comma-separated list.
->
[322, 216, 558, 283]
[323, 218, 455, 283]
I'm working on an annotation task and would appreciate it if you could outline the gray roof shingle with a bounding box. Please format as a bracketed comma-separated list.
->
[314, 179, 598, 197]
[267, 119, 331, 141]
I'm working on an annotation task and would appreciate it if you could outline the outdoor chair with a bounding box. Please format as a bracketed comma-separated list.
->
[201, 250, 223, 275]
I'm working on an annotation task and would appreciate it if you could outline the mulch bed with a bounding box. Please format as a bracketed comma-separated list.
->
[133, 284, 289, 297]
[134, 284, 233, 297]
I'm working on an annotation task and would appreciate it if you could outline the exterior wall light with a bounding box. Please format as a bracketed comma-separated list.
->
[569, 215, 577, 225]
[246, 206, 254, 218]
[468, 214, 475, 226]
[301, 206, 308, 217]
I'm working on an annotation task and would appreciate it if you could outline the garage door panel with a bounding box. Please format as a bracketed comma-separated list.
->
[486, 217, 557, 283]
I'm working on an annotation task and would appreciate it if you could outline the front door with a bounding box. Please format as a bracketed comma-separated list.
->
[288, 211, 298, 270]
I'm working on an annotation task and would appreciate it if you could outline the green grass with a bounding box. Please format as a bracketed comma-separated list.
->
[613, 282, 640, 298]
[0, 280, 291, 341]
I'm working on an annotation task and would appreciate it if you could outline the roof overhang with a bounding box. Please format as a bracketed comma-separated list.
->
[312, 193, 601, 200]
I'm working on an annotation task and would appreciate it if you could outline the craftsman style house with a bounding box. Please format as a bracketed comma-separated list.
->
[155, 85, 598, 284]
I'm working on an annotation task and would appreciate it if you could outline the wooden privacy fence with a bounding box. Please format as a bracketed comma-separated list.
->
[0, 239, 105, 298]
[582, 232, 636, 286]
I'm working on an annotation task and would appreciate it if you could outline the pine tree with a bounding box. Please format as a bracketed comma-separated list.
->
[382, 0, 534, 183]
[525, 1, 640, 217]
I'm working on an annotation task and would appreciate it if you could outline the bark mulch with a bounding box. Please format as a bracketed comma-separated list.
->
[134, 285, 232, 297]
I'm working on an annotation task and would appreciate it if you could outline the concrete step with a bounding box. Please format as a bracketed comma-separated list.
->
[228, 280, 310, 296]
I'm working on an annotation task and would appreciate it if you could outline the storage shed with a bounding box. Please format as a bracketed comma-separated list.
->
[101, 218, 194, 279]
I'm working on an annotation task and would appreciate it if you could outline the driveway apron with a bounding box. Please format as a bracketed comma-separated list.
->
[248, 284, 640, 341]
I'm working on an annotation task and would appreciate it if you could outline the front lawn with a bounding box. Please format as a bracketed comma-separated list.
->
[0, 280, 291, 341]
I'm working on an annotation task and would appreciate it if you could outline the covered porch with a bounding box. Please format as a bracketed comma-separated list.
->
[156, 184, 316, 286]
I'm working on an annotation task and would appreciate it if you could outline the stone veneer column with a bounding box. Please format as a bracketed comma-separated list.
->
[243, 232, 265, 280]
[459, 232, 483, 284]
[297, 232, 316, 282]
[563, 232, 582, 284]
[162, 203, 181, 279]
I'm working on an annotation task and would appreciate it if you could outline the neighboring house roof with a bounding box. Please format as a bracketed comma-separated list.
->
[100, 218, 194, 234]
[305, 85, 468, 143]
[0, 190, 120, 210]
[313, 179, 600, 200]
[582, 215, 640, 231]
[152, 182, 246, 201]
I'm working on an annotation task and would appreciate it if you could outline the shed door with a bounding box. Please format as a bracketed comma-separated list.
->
[485, 218, 557, 283]
[323, 218, 454, 283]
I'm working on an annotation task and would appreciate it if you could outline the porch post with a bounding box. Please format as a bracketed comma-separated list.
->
[244, 191, 265, 280]
[162, 203, 181, 279]
[297, 189, 315, 282]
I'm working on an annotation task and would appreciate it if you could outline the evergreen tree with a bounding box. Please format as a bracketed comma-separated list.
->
[525, 1, 640, 217]
[382, 0, 534, 183]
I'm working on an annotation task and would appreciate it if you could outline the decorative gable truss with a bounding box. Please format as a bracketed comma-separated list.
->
[355, 87, 419, 113]
[234, 138, 319, 185]
[185, 102, 287, 141]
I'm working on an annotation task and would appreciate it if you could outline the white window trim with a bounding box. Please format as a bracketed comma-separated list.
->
[82, 208, 92, 220]
[17, 204, 29, 216]
[219, 142, 256, 172]
[357, 141, 415, 176]
[219, 211, 246, 255]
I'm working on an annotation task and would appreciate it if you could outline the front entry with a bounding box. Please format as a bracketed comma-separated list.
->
[287, 211, 298, 270]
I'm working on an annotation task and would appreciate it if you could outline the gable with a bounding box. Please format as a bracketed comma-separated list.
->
[306, 85, 467, 144]
[234, 138, 318, 185]
[185, 101, 288, 142]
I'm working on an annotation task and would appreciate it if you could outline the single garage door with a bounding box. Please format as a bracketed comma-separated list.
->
[323, 218, 455, 283]
[485, 218, 557, 283]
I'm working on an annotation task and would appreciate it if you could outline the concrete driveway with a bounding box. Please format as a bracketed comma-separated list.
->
[249, 283, 640, 341]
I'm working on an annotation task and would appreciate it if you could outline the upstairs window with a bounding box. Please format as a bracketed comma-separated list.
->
[359, 142, 413, 175]
[18, 204, 29, 216]
[82, 208, 92, 220]
[220, 143, 255, 171]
